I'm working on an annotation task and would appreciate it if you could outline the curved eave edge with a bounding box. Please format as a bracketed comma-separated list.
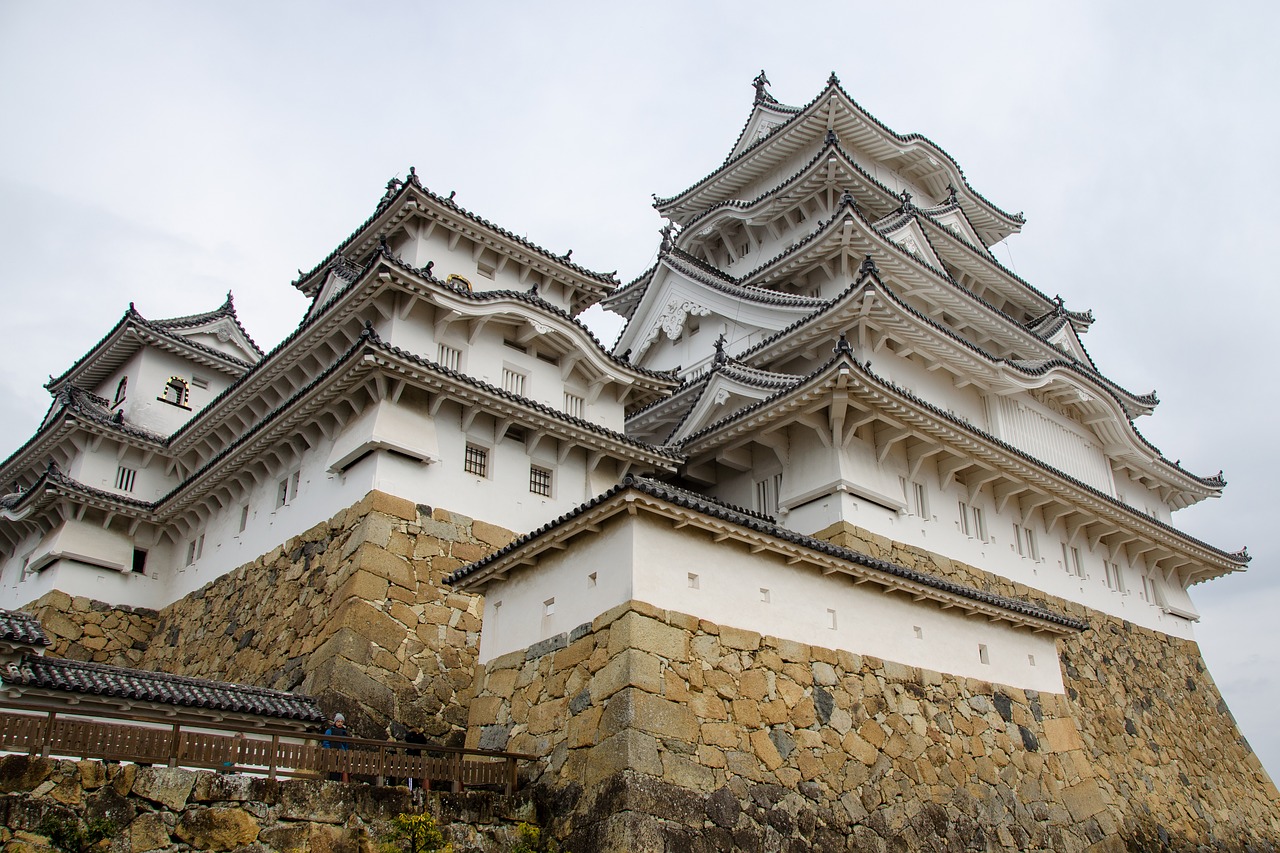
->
[447, 477, 1085, 636]
[678, 354, 1248, 571]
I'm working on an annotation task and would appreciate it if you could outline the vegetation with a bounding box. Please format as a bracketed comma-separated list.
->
[508, 822, 558, 853]
[381, 812, 453, 853]
[37, 815, 115, 853]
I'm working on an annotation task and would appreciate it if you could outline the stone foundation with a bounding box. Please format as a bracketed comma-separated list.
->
[468, 597, 1280, 851]
[23, 491, 513, 745]
[0, 754, 534, 853]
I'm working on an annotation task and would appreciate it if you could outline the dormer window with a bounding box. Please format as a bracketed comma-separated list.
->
[113, 376, 127, 408]
[158, 376, 191, 409]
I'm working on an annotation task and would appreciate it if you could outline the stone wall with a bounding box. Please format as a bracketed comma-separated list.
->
[23, 491, 512, 745]
[23, 591, 159, 667]
[468, 597, 1280, 851]
[0, 754, 534, 853]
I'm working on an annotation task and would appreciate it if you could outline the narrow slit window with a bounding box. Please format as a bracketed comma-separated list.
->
[437, 343, 461, 372]
[239, 504, 250, 533]
[827, 608, 837, 630]
[958, 501, 971, 536]
[978, 644, 990, 665]
[115, 466, 137, 493]
[913, 626, 923, 640]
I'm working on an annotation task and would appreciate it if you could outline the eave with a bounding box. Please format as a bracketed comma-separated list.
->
[449, 477, 1084, 637]
[679, 354, 1246, 588]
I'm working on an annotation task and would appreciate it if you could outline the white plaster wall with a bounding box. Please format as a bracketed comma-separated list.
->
[477, 522, 634, 662]
[477, 512, 1063, 693]
[128, 348, 230, 436]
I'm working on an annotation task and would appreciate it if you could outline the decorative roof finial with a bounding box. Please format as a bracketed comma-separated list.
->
[528, 281, 539, 295]
[839, 189, 855, 208]
[378, 235, 390, 255]
[620, 348, 632, 362]
[752, 70, 771, 104]
[659, 222, 675, 253]
[899, 189, 913, 210]
[946, 183, 959, 205]
[859, 254, 879, 276]
[827, 71, 840, 87]
[562, 249, 573, 261]
[1053, 294, 1066, 314]
[713, 333, 727, 365]
[447, 190, 456, 202]
[422, 260, 434, 277]
[834, 333, 852, 355]
[383, 176, 401, 198]
[825, 129, 839, 146]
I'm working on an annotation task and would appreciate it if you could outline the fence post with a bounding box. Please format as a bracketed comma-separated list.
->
[376, 744, 385, 787]
[505, 756, 516, 797]
[269, 734, 279, 780]
[168, 723, 181, 769]
[451, 751, 462, 794]
[39, 711, 56, 759]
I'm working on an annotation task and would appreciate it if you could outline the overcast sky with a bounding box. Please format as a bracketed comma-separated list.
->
[1, 2, 1277, 781]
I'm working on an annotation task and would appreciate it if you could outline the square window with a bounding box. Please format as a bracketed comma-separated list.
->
[502, 367, 526, 396]
[437, 344, 461, 372]
[687, 573, 699, 589]
[464, 444, 489, 477]
[529, 465, 553, 497]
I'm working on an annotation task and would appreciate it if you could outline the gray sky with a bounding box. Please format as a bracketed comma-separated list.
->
[2, 1, 1277, 780]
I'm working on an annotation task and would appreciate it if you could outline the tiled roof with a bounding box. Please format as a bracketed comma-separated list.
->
[655, 74, 1024, 232]
[447, 475, 1088, 632]
[677, 352, 1244, 565]
[0, 609, 50, 647]
[294, 170, 619, 296]
[150, 292, 266, 357]
[2, 655, 325, 722]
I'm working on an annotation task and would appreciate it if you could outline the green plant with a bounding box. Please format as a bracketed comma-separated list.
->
[381, 812, 453, 853]
[37, 815, 115, 853]
[509, 822, 558, 853]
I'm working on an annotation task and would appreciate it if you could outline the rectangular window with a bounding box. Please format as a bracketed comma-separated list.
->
[1025, 526, 1040, 560]
[972, 506, 987, 542]
[687, 573, 699, 589]
[239, 505, 250, 533]
[978, 644, 990, 665]
[564, 392, 584, 419]
[131, 548, 147, 575]
[957, 501, 971, 536]
[464, 444, 489, 477]
[912, 482, 927, 517]
[1140, 573, 1160, 605]
[913, 626, 923, 640]
[186, 540, 197, 566]
[1105, 561, 1125, 592]
[759, 588, 770, 604]
[437, 344, 461, 372]
[190, 374, 210, 389]
[501, 367, 526, 396]
[195, 533, 205, 560]
[1062, 544, 1084, 577]
[826, 608, 837, 630]
[529, 465, 553, 497]
[754, 474, 781, 516]
[115, 466, 137, 493]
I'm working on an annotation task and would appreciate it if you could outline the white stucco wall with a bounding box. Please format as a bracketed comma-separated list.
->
[476, 512, 1065, 694]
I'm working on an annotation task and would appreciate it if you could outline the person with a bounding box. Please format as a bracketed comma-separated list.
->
[322, 713, 350, 782]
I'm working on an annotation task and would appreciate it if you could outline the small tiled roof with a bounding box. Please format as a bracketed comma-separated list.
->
[447, 475, 1088, 632]
[0, 610, 50, 647]
[2, 655, 324, 722]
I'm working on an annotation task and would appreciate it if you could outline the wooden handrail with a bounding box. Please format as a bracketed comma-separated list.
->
[0, 703, 534, 793]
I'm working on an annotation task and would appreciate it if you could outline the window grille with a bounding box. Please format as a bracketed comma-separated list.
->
[502, 368, 525, 396]
[437, 344, 461, 371]
[957, 501, 971, 536]
[564, 393, 584, 419]
[115, 466, 137, 492]
[529, 465, 552, 496]
[464, 444, 488, 477]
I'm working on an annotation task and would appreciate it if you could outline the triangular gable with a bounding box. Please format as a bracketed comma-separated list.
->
[171, 316, 263, 365]
[1044, 321, 1094, 366]
[926, 207, 987, 254]
[667, 367, 800, 444]
[879, 217, 944, 271]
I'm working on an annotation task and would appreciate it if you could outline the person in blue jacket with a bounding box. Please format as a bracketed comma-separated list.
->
[322, 712, 350, 782]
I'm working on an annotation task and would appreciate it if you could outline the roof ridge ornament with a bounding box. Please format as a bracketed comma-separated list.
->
[859, 253, 879, 276]
[659, 222, 675, 253]
[827, 71, 841, 88]
[713, 333, 728, 365]
[752, 70, 771, 105]
[825, 129, 839, 146]
[407, 166, 421, 188]
[946, 183, 959, 205]
[421, 260, 435, 278]
[834, 333, 853, 356]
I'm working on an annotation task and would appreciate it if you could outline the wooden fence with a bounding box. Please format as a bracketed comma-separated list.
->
[0, 704, 532, 795]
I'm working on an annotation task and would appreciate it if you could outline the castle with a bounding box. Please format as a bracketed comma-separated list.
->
[1, 74, 1276, 850]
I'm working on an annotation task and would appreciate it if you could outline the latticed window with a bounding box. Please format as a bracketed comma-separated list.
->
[564, 393, 584, 418]
[464, 444, 489, 477]
[438, 344, 461, 371]
[529, 465, 552, 496]
[115, 466, 137, 492]
[502, 368, 525, 396]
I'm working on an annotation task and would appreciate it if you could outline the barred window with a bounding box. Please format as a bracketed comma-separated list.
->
[438, 344, 461, 371]
[464, 444, 489, 477]
[564, 393, 584, 418]
[502, 368, 526, 396]
[529, 465, 552, 496]
[115, 466, 137, 492]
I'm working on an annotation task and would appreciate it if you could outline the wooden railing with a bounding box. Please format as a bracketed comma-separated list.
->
[0, 704, 532, 795]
